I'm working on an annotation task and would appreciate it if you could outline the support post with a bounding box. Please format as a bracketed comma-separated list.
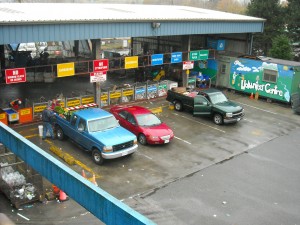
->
[91, 39, 102, 107]
[181, 35, 191, 87]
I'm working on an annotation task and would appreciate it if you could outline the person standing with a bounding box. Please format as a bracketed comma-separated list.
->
[51, 98, 60, 110]
[41, 107, 55, 140]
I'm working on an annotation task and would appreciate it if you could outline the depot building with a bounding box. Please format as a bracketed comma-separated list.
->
[0, 3, 266, 107]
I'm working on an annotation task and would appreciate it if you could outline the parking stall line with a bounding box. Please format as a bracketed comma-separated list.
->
[136, 152, 153, 160]
[243, 118, 253, 123]
[174, 136, 191, 145]
[173, 113, 226, 133]
[24, 134, 38, 138]
[237, 102, 278, 115]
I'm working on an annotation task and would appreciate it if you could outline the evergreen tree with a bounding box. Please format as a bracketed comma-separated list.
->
[269, 35, 293, 60]
[285, 0, 300, 43]
[246, 0, 285, 56]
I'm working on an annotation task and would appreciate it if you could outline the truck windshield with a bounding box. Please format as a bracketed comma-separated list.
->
[88, 116, 119, 132]
[209, 93, 228, 104]
[136, 113, 162, 126]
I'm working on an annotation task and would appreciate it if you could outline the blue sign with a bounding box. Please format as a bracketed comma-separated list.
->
[207, 38, 225, 51]
[151, 54, 164, 66]
[217, 40, 225, 51]
[171, 52, 182, 63]
[136, 87, 145, 94]
[147, 85, 157, 92]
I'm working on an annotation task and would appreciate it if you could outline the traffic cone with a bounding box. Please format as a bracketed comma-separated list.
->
[59, 190, 69, 202]
[52, 184, 60, 196]
[91, 174, 98, 187]
[250, 93, 254, 99]
[81, 169, 86, 178]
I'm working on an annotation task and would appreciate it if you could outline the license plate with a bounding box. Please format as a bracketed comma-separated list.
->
[164, 140, 170, 143]
[237, 118, 241, 121]
[122, 151, 128, 156]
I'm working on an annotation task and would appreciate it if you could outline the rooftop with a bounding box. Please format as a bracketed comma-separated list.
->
[0, 3, 265, 24]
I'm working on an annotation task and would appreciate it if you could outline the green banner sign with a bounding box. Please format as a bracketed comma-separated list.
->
[189, 51, 199, 60]
[199, 50, 209, 60]
[189, 50, 209, 61]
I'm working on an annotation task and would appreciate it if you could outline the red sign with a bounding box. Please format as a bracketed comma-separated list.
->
[90, 71, 107, 83]
[93, 59, 109, 72]
[5, 68, 26, 84]
[183, 61, 194, 70]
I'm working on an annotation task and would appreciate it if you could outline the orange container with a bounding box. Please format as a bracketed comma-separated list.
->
[18, 107, 33, 124]
[0, 112, 8, 125]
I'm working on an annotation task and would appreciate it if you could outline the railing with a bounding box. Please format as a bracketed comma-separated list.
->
[0, 122, 156, 225]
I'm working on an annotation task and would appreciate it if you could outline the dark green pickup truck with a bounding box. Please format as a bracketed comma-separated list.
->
[166, 88, 244, 125]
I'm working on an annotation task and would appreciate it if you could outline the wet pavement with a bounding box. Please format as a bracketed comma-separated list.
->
[1, 80, 300, 224]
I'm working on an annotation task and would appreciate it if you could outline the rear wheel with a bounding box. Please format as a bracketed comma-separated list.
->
[138, 134, 147, 145]
[56, 126, 65, 140]
[92, 149, 104, 165]
[213, 113, 223, 125]
[174, 101, 183, 111]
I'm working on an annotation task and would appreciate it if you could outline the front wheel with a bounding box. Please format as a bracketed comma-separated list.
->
[138, 134, 147, 145]
[92, 149, 104, 165]
[213, 113, 223, 125]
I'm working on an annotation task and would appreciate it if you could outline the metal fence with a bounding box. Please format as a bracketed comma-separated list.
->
[31, 80, 178, 118]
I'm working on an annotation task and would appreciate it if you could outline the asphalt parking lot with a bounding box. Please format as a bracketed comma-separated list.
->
[1, 90, 300, 224]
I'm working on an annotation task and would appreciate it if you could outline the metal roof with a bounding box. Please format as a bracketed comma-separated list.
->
[0, 3, 265, 23]
[259, 56, 300, 67]
[0, 3, 265, 44]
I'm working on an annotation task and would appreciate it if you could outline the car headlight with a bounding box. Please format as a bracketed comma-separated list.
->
[134, 139, 138, 145]
[103, 146, 113, 153]
[226, 112, 233, 118]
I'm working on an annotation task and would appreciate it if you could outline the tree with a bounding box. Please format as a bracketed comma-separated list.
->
[216, 0, 246, 14]
[269, 35, 293, 60]
[246, 0, 286, 56]
[285, 0, 300, 43]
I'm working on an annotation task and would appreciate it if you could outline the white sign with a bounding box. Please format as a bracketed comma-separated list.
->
[183, 61, 194, 70]
[90, 71, 107, 83]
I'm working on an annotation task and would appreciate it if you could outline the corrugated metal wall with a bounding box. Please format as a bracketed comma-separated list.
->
[0, 21, 263, 44]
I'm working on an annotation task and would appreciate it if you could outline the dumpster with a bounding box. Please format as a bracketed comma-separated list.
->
[0, 145, 44, 208]
[0, 108, 8, 125]
[2, 108, 19, 123]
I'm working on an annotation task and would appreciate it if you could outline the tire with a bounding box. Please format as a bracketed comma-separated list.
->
[56, 126, 65, 140]
[138, 134, 147, 145]
[92, 149, 104, 165]
[174, 101, 183, 111]
[213, 113, 223, 125]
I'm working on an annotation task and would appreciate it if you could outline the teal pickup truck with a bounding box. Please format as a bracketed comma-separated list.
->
[166, 88, 244, 125]
[54, 105, 138, 165]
